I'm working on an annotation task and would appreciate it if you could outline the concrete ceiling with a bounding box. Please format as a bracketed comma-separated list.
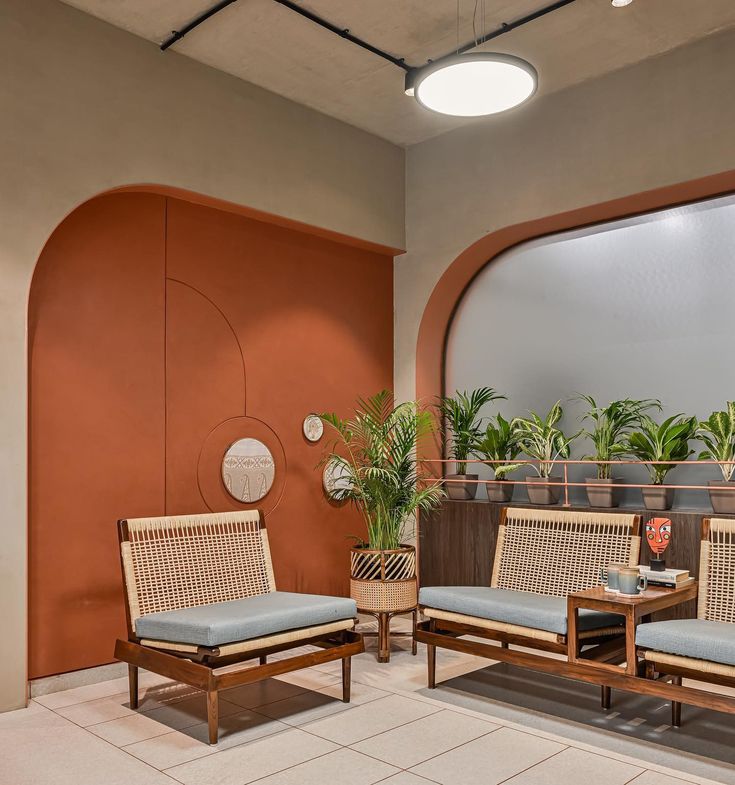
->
[59, 0, 735, 145]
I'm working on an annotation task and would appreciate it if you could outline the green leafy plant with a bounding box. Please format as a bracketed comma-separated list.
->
[437, 387, 504, 474]
[320, 390, 445, 550]
[511, 401, 577, 478]
[576, 395, 661, 479]
[625, 414, 698, 484]
[473, 414, 524, 480]
[698, 402, 735, 481]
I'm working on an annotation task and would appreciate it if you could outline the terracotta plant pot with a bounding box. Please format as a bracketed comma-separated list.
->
[708, 480, 735, 514]
[526, 475, 562, 505]
[445, 474, 479, 500]
[642, 485, 674, 511]
[486, 479, 514, 503]
[585, 477, 622, 508]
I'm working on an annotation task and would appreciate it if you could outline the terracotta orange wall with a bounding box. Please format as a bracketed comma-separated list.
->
[29, 191, 393, 678]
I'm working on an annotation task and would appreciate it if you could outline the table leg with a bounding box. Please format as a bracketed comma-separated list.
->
[625, 608, 637, 676]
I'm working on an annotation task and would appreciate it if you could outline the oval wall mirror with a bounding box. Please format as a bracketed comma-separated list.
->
[221, 438, 275, 503]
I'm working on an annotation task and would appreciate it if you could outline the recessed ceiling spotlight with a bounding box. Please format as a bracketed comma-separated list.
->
[611, 0, 633, 7]
[408, 53, 537, 118]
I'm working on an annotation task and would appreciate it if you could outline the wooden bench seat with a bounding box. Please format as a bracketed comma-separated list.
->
[114, 510, 363, 744]
[416, 506, 641, 702]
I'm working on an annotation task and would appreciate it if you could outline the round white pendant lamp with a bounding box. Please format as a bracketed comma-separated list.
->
[410, 53, 537, 117]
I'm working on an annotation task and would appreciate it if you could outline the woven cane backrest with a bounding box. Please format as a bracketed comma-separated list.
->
[491, 507, 640, 597]
[699, 518, 735, 623]
[120, 511, 275, 624]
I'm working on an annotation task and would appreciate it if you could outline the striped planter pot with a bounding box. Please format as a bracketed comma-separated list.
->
[349, 545, 417, 613]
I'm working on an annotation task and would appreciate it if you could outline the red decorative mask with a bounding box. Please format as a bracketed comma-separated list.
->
[646, 517, 672, 556]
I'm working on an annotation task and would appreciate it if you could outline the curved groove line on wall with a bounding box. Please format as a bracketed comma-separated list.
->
[165, 276, 248, 414]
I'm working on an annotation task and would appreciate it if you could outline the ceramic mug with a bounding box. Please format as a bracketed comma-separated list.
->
[600, 563, 625, 592]
[618, 567, 648, 596]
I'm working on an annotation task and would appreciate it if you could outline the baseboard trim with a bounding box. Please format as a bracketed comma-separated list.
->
[30, 662, 128, 698]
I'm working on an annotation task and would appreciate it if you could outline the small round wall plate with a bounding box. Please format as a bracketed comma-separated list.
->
[323, 457, 351, 499]
[303, 414, 324, 442]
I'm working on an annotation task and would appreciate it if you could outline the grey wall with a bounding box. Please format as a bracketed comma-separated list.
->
[445, 194, 735, 506]
[397, 26, 735, 406]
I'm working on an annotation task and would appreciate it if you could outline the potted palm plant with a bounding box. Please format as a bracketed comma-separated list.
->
[320, 390, 444, 662]
[437, 387, 504, 500]
[625, 414, 697, 510]
[576, 395, 661, 508]
[473, 414, 524, 503]
[698, 401, 735, 514]
[512, 401, 577, 505]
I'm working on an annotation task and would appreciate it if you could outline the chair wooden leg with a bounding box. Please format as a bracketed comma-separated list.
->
[500, 641, 509, 649]
[411, 609, 418, 656]
[207, 690, 219, 745]
[427, 619, 436, 689]
[128, 664, 139, 710]
[259, 655, 267, 665]
[601, 685, 611, 710]
[672, 676, 682, 727]
[342, 656, 351, 703]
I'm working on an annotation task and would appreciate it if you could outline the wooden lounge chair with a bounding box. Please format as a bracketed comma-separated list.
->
[637, 517, 735, 726]
[416, 507, 641, 703]
[114, 510, 363, 744]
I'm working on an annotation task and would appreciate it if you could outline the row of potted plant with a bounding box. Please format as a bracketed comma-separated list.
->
[440, 389, 735, 512]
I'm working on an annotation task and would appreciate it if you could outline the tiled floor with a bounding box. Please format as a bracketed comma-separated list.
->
[0, 623, 726, 785]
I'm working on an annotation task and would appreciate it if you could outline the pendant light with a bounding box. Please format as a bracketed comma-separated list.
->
[407, 53, 537, 117]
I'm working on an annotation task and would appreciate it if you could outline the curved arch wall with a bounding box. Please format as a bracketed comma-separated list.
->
[445, 193, 735, 506]
[29, 191, 393, 678]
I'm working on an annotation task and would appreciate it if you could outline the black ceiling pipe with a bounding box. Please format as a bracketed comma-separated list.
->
[161, 0, 577, 78]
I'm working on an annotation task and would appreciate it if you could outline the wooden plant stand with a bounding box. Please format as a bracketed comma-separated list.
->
[359, 607, 418, 663]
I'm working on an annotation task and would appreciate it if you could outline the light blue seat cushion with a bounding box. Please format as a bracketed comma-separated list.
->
[419, 586, 623, 636]
[636, 619, 735, 666]
[135, 591, 357, 647]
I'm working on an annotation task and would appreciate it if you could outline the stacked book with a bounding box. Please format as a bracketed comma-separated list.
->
[638, 565, 693, 589]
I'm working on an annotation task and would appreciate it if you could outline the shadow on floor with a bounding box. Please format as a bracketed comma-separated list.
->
[428, 662, 735, 781]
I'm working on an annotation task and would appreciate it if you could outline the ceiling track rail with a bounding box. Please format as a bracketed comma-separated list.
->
[160, 0, 577, 73]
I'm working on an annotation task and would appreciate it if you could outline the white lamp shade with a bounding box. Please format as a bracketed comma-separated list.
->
[414, 53, 537, 117]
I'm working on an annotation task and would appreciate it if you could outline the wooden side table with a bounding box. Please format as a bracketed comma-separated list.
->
[567, 583, 697, 706]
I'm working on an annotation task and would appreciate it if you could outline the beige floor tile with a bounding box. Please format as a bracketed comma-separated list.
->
[254, 688, 353, 726]
[87, 711, 173, 746]
[124, 729, 214, 769]
[0, 708, 175, 785]
[301, 693, 439, 745]
[504, 747, 643, 784]
[180, 708, 291, 749]
[0, 701, 70, 730]
[351, 709, 499, 768]
[166, 727, 338, 785]
[274, 667, 341, 690]
[257, 681, 389, 726]
[56, 695, 136, 726]
[375, 774, 437, 785]
[251, 747, 398, 785]
[223, 678, 308, 709]
[411, 726, 565, 785]
[627, 772, 699, 785]
[318, 680, 390, 705]
[143, 694, 243, 731]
